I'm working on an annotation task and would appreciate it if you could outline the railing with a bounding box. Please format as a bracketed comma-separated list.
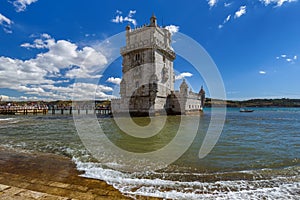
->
[0, 106, 111, 115]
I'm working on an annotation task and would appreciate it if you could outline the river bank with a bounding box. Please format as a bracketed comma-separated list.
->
[0, 147, 158, 199]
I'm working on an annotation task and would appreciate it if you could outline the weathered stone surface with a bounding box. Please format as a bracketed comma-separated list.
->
[0, 148, 133, 200]
[0, 184, 71, 200]
[0, 184, 11, 192]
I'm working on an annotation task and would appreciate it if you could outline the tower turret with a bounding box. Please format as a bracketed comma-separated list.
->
[125, 24, 131, 31]
[150, 14, 157, 27]
[199, 86, 206, 108]
[180, 79, 188, 97]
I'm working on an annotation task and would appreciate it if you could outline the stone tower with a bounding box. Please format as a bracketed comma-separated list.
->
[119, 14, 176, 115]
[111, 15, 205, 116]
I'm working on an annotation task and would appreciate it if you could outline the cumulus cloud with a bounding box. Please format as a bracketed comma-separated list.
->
[260, 0, 297, 7]
[208, 0, 218, 8]
[0, 13, 13, 33]
[38, 82, 115, 100]
[106, 77, 121, 85]
[20, 34, 107, 76]
[13, 0, 38, 12]
[72, 82, 114, 100]
[175, 72, 193, 80]
[111, 10, 137, 26]
[0, 95, 10, 101]
[21, 33, 53, 49]
[234, 6, 246, 18]
[0, 34, 113, 100]
[165, 25, 179, 35]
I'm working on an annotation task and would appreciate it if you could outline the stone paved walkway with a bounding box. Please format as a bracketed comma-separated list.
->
[0, 148, 131, 200]
[0, 183, 72, 200]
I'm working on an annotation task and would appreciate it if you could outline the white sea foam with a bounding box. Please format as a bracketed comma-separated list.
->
[0, 117, 21, 126]
[0, 118, 15, 121]
[73, 158, 300, 199]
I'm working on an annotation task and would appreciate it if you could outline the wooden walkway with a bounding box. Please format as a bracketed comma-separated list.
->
[0, 108, 48, 115]
[0, 107, 111, 115]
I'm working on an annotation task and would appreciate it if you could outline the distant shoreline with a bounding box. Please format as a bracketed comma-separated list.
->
[1, 98, 300, 109]
[204, 98, 300, 108]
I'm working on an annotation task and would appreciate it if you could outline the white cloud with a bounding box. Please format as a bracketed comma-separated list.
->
[0, 95, 10, 101]
[65, 67, 103, 79]
[0, 13, 12, 25]
[0, 34, 112, 100]
[259, 70, 267, 74]
[224, 2, 233, 7]
[219, 6, 246, 29]
[276, 54, 297, 63]
[39, 82, 115, 100]
[175, 72, 193, 80]
[111, 10, 137, 26]
[13, 0, 38, 12]
[0, 13, 13, 33]
[106, 77, 121, 85]
[72, 83, 115, 100]
[260, 0, 272, 5]
[260, 0, 297, 7]
[234, 6, 246, 18]
[0, 56, 52, 88]
[165, 25, 179, 35]
[21, 33, 53, 49]
[208, 0, 218, 8]
[20, 34, 107, 76]
[225, 14, 231, 22]
[128, 10, 136, 18]
[218, 14, 231, 29]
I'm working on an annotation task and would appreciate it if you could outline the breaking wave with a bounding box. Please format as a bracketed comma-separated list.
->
[74, 158, 300, 199]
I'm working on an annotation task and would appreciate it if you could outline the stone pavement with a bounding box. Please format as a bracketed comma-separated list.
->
[0, 171, 130, 200]
[0, 183, 71, 200]
[0, 148, 131, 200]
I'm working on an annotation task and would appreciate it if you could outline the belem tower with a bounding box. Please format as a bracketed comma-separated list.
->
[112, 14, 205, 116]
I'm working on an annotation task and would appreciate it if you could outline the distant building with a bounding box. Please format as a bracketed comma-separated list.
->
[112, 14, 205, 116]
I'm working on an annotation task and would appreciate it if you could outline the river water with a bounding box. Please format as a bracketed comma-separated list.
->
[0, 107, 299, 199]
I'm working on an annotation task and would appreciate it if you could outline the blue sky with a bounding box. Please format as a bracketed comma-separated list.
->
[0, 0, 300, 101]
